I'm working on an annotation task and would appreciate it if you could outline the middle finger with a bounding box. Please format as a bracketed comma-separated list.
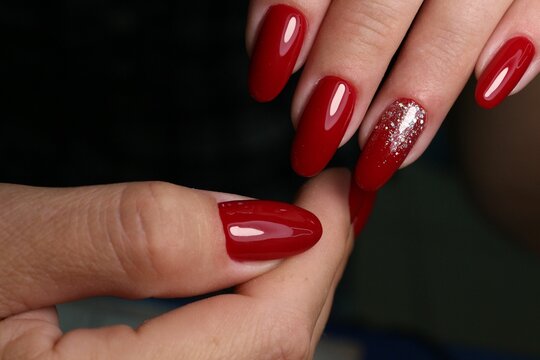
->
[291, 0, 423, 177]
[355, 0, 513, 191]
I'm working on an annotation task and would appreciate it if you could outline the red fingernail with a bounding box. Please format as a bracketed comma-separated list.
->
[219, 200, 322, 261]
[476, 36, 535, 109]
[249, 4, 306, 102]
[291, 77, 356, 177]
[349, 178, 377, 237]
[355, 99, 426, 191]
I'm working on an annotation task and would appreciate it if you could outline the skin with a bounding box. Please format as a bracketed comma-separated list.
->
[247, 0, 540, 168]
[0, 169, 355, 360]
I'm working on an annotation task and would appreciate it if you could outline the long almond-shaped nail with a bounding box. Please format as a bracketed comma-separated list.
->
[219, 200, 322, 261]
[348, 178, 376, 237]
[249, 4, 306, 102]
[476, 36, 535, 109]
[355, 99, 427, 191]
[291, 76, 356, 177]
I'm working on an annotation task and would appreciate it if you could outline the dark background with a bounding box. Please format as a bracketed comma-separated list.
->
[2, 1, 540, 358]
[2, 1, 312, 199]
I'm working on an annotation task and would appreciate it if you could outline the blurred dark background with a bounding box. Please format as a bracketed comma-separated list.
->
[2, 1, 540, 359]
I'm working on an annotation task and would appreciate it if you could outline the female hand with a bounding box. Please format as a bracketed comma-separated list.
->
[246, 0, 539, 189]
[0, 169, 373, 359]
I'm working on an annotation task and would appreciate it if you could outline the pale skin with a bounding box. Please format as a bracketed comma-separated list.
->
[0, 169, 354, 359]
[2, 1, 539, 358]
[247, 0, 540, 167]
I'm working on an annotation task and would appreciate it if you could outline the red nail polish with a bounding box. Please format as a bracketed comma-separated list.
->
[291, 77, 356, 177]
[349, 178, 377, 237]
[355, 99, 426, 191]
[249, 4, 306, 102]
[476, 36, 535, 109]
[219, 200, 322, 261]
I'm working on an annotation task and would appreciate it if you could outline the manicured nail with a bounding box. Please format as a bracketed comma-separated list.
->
[476, 36, 535, 109]
[219, 200, 322, 261]
[355, 99, 426, 191]
[349, 178, 377, 237]
[249, 4, 306, 102]
[291, 77, 356, 177]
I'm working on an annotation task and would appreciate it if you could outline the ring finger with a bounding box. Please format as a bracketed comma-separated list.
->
[355, 0, 514, 191]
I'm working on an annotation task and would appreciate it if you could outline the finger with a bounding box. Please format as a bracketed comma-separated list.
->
[247, 0, 332, 102]
[0, 307, 61, 359]
[0, 169, 353, 360]
[0, 182, 322, 318]
[355, 0, 513, 191]
[290, 0, 423, 176]
[475, 0, 539, 109]
[308, 243, 351, 357]
[237, 169, 353, 348]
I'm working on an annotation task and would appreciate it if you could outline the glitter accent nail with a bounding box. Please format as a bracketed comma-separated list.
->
[354, 99, 427, 191]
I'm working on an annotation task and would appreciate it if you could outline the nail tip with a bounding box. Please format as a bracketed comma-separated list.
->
[291, 159, 321, 178]
[354, 164, 383, 193]
[248, 82, 277, 103]
[474, 92, 498, 109]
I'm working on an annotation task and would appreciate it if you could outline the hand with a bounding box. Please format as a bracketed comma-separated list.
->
[246, 0, 539, 189]
[0, 169, 373, 359]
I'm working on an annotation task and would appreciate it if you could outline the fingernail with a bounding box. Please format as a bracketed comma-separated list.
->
[291, 77, 356, 177]
[249, 4, 306, 102]
[348, 177, 377, 237]
[355, 99, 427, 191]
[218, 200, 322, 261]
[476, 36, 535, 109]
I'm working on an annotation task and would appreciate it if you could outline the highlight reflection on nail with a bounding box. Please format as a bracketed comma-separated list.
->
[248, 4, 306, 102]
[355, 99, 426, 191]
[475, 36, 535, 109]
[291, 76, 356, 177]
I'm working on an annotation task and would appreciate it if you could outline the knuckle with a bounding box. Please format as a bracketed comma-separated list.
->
[109, 181, 184, 284]
[420, 25, 473, 72]
[413, 5, 488, 79]
[336, 0, 403, 57]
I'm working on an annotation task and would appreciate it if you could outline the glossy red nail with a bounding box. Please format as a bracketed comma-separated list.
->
[249, 4, 306, 102]
[476, 36, 535, 109]
[219, 200, 322, 261]
[355, 99, 426, 191]
[349, 178, 377, 237]
[291, 77, 356, 177]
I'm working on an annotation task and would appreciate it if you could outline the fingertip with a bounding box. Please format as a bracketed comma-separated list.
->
[295, 168, 352, 235]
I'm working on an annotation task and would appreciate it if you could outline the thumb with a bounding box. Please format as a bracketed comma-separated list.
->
[0, 181, 321, 318]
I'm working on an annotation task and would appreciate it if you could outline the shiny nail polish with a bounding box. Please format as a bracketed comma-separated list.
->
[249, 4, 306, 102]
[218, 200, 322, 261]
[291, 77, 356, 177]
[476, 36, 535, 109]
[355, 99, 426, 191]
[349, 178, 377, 237]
